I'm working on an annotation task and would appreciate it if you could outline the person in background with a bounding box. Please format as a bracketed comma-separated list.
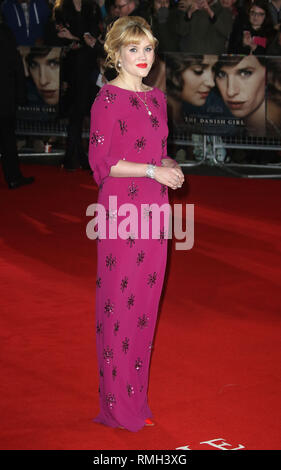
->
[215, 55, 266, 135]
[114, 0, 149, 20]
[147, 0, 180, 52]
[228, 0, 275, 53]
[166, 53, 218, 124]
[96, 0, 106, 18]
[266, 23, 281, 54]
[0, 20, 34, 189]
[176, 0, 233, 54]
[26, 46, 61, 105]
[1, 0, 50, 45]
[53, 0, 101, 170]
[104, 0, 119, 25]
[220, 0, 238, 19]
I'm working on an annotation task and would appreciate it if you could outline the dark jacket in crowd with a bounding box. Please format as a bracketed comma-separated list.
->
[0, 22, 26, 117]
[148, 6, 181, 52]
[1, 0, 50, 45]
[266, 31, 281, 55]
[128, 1, 150, 22]
[176, 2, 233, 54]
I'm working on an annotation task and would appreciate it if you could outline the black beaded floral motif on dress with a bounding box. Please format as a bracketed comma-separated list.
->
[127, 384, 135, 397]
[134, 137, 146, 153]
[105, 253, 116, 270]
[112, 366, 117, 380]
[150, 115, 159, 129]
[137, 314, 149, 329]
[120, 276, 128, 292]
[122, 337, 130, 354]
[96, 321, 103, 334]
[129, 95, 140, 109]
[104, 346, 114, 364]
[91, 130, 105, 146]
[106, 393, 116, 409]
[160, 184, 167, 197]
[150, 96, 160, 108]
[128, 182, 139, 200]
[126, 235, 135, 248]
[136, 250, 145, 265]
[159, 228, 166, 244]
[103, 89, 117, 108]
[119, 119, 127, 135]
[161, 137, 167, 157]
[135, 357, 143, 372]
[104, 298, 114, 317]
[142, 206, 153, 220]
[114, 320, 120, 335]
[127, 294, 135, 309]
[96, 277, 102, 288]
[147, 271, 157, 287]
[106, 209, 117, 223]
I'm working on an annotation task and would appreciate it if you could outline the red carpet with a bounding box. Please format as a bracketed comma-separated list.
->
[0, 165, 280, 450]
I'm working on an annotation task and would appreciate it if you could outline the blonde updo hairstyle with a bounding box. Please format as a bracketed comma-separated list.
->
[104, 16, 158, 72]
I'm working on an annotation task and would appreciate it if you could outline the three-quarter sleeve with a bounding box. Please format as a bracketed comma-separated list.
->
[88, 87, 121, 186]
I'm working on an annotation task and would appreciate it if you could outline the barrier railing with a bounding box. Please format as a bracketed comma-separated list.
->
[15, 118, 281, 178]
[168, 128, 281, 179]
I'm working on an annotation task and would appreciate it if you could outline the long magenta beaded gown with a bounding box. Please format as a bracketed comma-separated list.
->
[88, 84, 172, 432]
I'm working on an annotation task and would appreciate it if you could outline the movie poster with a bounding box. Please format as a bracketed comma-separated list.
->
[17, 46, 62, 120]
[266, 58, 281, 138]
[165, 53, 281, 138]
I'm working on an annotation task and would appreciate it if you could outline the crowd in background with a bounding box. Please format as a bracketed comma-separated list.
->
[0, 0, 281, 54]
[0, 0, 280, 176]
[0, 0, 281, 53]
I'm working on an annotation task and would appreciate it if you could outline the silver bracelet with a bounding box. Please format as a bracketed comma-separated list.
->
[146, 164, 156, 179]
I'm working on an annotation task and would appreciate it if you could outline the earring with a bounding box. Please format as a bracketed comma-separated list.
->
[117, 61, 121, 69]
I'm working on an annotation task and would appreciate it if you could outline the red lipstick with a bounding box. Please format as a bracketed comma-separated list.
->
[137, 63, 147, 68]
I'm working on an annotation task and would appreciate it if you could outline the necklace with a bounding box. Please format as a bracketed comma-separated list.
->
[135, 91, 152, 116]
[120, 78, 152, 116]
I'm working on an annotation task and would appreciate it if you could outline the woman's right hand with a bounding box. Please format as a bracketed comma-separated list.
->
[154, 166, 185, 190]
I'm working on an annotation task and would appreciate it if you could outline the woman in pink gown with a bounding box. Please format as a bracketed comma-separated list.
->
[88, 16, 184, 432]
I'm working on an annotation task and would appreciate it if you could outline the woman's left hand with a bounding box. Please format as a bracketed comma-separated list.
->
[161, 158, 184, 185]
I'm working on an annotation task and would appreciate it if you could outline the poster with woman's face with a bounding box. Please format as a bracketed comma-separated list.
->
[165, 53, 280, 138]
[17, 46, 62, 119]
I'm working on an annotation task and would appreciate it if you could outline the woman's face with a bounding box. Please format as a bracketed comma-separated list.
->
[181, 55, 217, 106]
[215, 55, 265, 118]
[118, 36, 155, 81]
[28, 48, 60, 105]
[249, 6, 266, 29]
